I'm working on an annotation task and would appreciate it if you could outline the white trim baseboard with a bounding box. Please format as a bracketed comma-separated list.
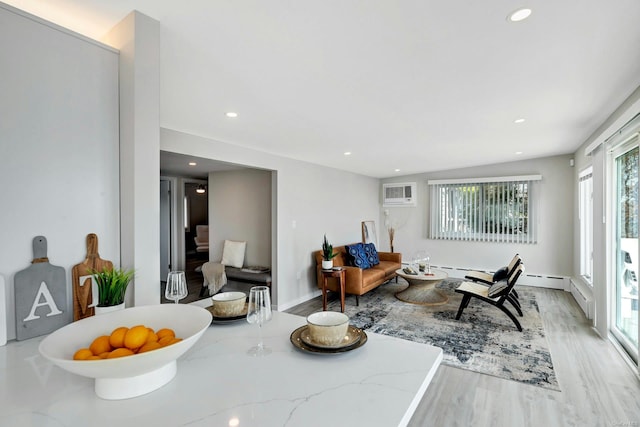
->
[277, 289, 322, 312]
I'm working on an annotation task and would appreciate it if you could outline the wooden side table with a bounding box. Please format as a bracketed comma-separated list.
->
[321, 268, 346, 312]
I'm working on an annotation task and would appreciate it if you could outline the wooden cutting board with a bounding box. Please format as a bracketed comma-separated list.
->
[72, 233, 113, 321]
[0, 273, 6, 346]
[14, 236, 71, 340]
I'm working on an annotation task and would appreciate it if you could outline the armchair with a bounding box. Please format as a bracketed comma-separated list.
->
[455, 264, 525, 331]
[464, 254, 522, 285]
[194, 225, 209, 253]
[464, 253, 522, 300]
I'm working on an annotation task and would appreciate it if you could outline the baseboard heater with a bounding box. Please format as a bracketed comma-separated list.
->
[402, 263, 590, 317]
[425, 265, 569, 290]
[569, 278, 593, 319]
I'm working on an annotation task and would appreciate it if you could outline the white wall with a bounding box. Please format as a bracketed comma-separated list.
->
[209, 169, 272, 267]
[161, 128, 380, 309]
[381, 154, 575, 280]
[103, 11, 161, 306]
[0, 4, 120, 340]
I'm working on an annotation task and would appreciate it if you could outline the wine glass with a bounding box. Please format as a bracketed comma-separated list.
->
[165, 271, 188, 304]
[246, 286, 272, 356]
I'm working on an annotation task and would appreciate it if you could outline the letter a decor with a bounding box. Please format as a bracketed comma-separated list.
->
[14, 236, 71, 340]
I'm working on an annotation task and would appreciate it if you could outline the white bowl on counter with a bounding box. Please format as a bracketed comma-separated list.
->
[39, 304, 212, 400]
[306, 311, 350, 347]
[211, 291, 246, 317]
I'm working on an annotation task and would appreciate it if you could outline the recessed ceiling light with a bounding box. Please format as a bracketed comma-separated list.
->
[344, 151, 352, 156]
[225, 112, 238, 118]
[508, 8, 532, 22]
[394, 169, 401, 172]
[188, 162, 197, 166]
[515, 151, 523, 155]
[514, 118, 526, 124]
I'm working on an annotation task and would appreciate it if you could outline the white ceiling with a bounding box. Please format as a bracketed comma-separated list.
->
[8, 0, 640, 178]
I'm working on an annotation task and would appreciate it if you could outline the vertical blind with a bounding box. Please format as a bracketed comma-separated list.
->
[428, 175, 541, 244]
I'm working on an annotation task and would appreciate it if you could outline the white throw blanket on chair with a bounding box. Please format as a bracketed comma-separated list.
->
[202, 262, 227, 296]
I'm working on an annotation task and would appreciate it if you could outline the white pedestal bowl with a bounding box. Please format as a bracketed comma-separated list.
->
[39, 304, 212, 400]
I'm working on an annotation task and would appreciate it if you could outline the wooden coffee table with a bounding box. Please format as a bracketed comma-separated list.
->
[395, 268, 449, 305]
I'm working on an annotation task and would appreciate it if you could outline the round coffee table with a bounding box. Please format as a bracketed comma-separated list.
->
[394, 268, 449, 305]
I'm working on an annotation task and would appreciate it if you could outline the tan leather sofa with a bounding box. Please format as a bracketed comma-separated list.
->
[314, 244, 402, 304]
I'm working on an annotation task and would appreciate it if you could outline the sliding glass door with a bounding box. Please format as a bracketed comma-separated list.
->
[612, 141, 639, 361]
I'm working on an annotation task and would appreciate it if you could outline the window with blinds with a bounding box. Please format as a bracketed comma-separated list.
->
[428, 175, 541, 243]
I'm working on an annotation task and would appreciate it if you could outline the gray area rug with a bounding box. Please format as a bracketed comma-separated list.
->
[326, 278, 560, 391]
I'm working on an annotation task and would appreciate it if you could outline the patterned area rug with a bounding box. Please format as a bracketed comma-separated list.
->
[326, 278, 559, 391]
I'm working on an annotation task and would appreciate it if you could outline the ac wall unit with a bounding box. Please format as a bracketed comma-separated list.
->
[383, 182, 417, 207]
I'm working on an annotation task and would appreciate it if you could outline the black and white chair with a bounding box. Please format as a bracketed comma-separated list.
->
[464, 254, 522, 300]
[454, 264, 525, 332]
[464, 253, 521, 284]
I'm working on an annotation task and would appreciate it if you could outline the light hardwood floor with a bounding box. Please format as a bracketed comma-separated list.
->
[285, 286, 640, 427]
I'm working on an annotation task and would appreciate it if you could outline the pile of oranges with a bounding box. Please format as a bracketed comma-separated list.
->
[73, 325, 182, 360]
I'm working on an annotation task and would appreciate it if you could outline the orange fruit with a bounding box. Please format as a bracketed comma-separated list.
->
[138, 341, 162, 353]
[156, 328, 175, 340]
[109, 327, 129, 348]
[73, 348, 93, 360]
[89, 335, 112, 356]
[123, 325, 149, 350]
[158, 336, 174, 347]
[107, 348, 135, 358]
[145, 328, 158, 343]
[71, 326, 180, 359]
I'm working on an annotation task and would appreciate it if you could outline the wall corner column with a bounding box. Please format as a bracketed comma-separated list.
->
[104, 11, 160, 306]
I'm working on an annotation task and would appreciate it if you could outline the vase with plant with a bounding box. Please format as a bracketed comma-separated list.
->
[91, 267, 134, 315]
[384, 209, 401, 253]
[321, 234, 337, 270]
[388, 226, 395, 253]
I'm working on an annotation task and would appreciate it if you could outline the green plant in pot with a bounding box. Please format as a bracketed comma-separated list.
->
[321, 234, 338, 270]
[91, 267, 134, 312]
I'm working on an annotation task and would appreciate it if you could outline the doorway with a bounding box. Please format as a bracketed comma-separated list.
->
[611, 136, 639, 363]
[160, 179, 172, 280]
[182, 181, 209, 302]
[158, 176, 209, 304]
[159, 151, 276, 306]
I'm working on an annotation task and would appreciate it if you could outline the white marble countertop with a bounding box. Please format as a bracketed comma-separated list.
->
[0, 309, 442, 427]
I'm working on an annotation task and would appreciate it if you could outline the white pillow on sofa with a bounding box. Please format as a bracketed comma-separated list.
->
[221, 240, 246, 268]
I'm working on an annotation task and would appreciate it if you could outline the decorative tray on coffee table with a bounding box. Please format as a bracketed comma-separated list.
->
[290, 325, 367, 354]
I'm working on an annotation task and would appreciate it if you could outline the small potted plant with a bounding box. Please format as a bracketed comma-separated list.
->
[91, 267, 134, 315]
[321, 234, 338, 270]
